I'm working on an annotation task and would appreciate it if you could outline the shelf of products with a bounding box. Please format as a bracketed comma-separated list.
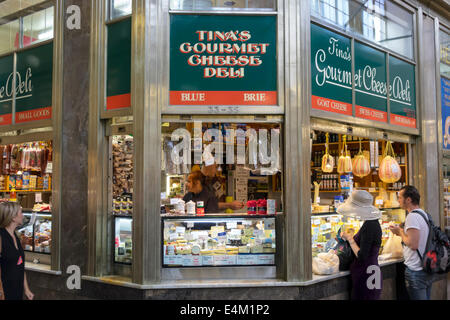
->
[18, 212, 52, 254]
[112, 135, 133, 216]
[162, 216, 276, 267]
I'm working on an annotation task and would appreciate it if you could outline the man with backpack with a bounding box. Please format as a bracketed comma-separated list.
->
[389, 185, 434, 300]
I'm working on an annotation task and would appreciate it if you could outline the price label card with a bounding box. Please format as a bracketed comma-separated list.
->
[256, 254, 275, 265]
[237, 255, 258, 265]
[214, 255, 237, 266]
[313, 219, 321, 225]
[35, 193, 42, 203]
[45, 162, 53, 174]
[170, 198, 180, 205]
[202, 256, 214, 265]
[169, 233, 178, 241]
[226, 221, 237, 229]
[376, 199, 384, 205]
[242, 220, 253, 226]
[176, 226, 186, 234]
[182, 255, 194, 266]
[187, 222, 194, 228]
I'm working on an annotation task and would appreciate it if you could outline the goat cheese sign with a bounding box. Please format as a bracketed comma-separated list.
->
[170, 15, 277, 106]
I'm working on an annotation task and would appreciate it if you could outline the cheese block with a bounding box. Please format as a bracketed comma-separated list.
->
[238, 246, 250, 253]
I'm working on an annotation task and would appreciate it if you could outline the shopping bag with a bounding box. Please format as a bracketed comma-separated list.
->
[382, 232, 403, 259]
[334, 228, 355, 271]
[312, 250, 340, 275]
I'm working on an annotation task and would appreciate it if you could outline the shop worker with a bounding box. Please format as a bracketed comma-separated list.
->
[201, 152, 245, 212]
[183, 170, 219, 214]
[389, 185, 433, 300]
[337, 190, 383, 300]
[0, 202, 34, 300]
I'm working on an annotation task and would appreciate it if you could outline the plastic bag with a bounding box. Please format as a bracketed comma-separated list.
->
[312, 250, 340, 275]
[334, 229, 355, 271]
[382, 232, 403, 259]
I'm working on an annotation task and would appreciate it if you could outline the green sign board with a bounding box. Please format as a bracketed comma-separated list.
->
[15, 42, 53, 123]
[311, 23, 352, 115]
[106, 17, 131, 111]
[389, 56, 416, 128]
[170, 15, 277, 106]
[311, 23, 417, 128]
[0, 54, 14, 125]
[354, 41, 387, 122]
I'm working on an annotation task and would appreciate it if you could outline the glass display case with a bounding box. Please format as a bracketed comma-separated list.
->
[114, 216, 132, 264]
[311, 207, 405, 256]
[18, 212, 52, 254]
[162, 215, 276, 267]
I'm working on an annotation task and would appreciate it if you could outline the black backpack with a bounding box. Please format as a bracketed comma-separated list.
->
[412, 210, 450, 274]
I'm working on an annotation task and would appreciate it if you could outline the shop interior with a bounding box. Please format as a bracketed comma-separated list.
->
[0, 140, 53, 264]
[310, 130, 408, 261]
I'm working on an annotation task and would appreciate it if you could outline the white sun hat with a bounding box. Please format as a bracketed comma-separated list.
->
[336, 190, 381, 221]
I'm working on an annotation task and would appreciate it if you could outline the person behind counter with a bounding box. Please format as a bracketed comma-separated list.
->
[337, 190, 382, 301]
[200, 162, 245, 211]
[183, 170, 219, 214]
[0, 202, 34, 300]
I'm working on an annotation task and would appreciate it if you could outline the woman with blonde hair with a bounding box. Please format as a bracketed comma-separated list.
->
[0, 202, 34, 300]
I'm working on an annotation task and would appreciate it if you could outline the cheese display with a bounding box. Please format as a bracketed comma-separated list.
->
[379, 141, 401, 183]
[114, 217, 132, 264]
[163, 217, 276, 267]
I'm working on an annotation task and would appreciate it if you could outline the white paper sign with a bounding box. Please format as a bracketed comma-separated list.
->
[35, 193, 42, 203]
[176, 227, 186, 234]
[202, 256, 214, 265]
[237, 255, 259, 265]
[257, 255, 275, 265]
[226, 221, 237, 229]
[170, 198, 181, 205]
[214, 255, 237, 266]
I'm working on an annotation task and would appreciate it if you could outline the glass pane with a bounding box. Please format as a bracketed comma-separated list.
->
[170, 0, 276, 11]
[440, 30, 450, 78]
[110, 0, 132, 20]
[0, 0, 48, 20]
[311, 0, 414, 60]
[22, 7, 54, 47]
[0, 19, 20, 55]
[161, 121, 283, 215]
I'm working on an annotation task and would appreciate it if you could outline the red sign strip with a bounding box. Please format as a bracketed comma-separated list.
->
[311, 95, 352, 116]
[15, 106, 51, 123]
[390, 114, 416, 128]
[355, 105, 387, 122]
[107, 93, 131, 110]
[170, 91, 277, 105]
[0, 114, 12, 126]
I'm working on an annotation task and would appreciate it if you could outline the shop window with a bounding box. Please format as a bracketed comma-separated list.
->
[310, 131, 409, 274]
[0, 140, 53, 264]
[311, 0, 414, 60]
[109, 0, 132, 20]
[170, 0, 276, 11]
[161, 121, 282, 268]
[0, 19, 20, 55]
[440, 29, 450, 78]
[22, 7, 54, 47]
[111, 135, 133, 265]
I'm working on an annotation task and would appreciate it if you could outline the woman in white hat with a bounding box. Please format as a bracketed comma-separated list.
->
[337, 189, 383, 300]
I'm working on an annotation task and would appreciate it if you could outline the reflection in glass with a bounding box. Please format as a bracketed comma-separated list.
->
[440, 30, 450, 78]
[170, 0, 276, 11]
[110, 0, 132, 20]
[311, 0, 414, 60]
[0, 19, 20, 54]
[22, 7, 54, 47]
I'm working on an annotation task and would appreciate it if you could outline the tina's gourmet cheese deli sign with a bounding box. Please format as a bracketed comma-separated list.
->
[170, 15, 277, 106]
[311, 24, 416, 128]
[0, 42, 53, 125]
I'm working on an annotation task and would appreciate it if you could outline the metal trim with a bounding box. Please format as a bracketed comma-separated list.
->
[49, 0, 63, 272]
[168, 10, 277, 16]
[105, 14, 132, 25]
[161, 114, 283, 123]
[0, 131, 52, 145]
[0, 120, 53, 133]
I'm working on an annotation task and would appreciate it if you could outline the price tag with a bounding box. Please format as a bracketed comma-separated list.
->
[187, 222, 194, 228]
[202, 256, 214, 265]
[237, 255, 258, 265]
[170, 198, 180, 205]
[169, 233, 178, 241]
[313, 219, 321, 225]
[226, 221, 237, 229]
[256, 254, 275, 265]
[376, 199, 384, 205]
[175, 227, 185, 234]
[45, 162, 53, 174]
[182, 255, 194, 266]
[214, 255, 237, 266]
[35, 192, 42, 203]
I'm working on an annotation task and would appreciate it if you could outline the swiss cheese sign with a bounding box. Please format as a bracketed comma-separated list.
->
[170, 15, 277, 106]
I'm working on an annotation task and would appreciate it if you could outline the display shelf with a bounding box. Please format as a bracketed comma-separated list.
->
[161, 213, 278, 219]
[0, 190, 51, 193]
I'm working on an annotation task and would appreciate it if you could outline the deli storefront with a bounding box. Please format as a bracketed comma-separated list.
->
[11, 0, 449, 300]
